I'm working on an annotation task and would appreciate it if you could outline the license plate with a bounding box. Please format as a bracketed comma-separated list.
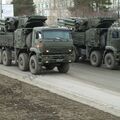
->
[56, 59, 63, 62]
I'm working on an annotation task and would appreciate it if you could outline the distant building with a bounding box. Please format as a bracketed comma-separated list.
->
[5, 0, 12, 4]
[34, 0, 50, 16]
[2, 4, 14, 19]
[34, 0, 74, 25]
[110, 0, 120, 17]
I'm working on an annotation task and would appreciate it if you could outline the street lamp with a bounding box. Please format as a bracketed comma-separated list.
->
[0, 0, 2, 18]
[118, 0, 120, 18]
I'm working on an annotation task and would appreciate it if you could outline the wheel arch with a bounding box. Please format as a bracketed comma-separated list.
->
[30, 48, 41, 57]
[104, 47, 114, 58]
[17, 49, 28, 58]
[30, 51, 36, 57]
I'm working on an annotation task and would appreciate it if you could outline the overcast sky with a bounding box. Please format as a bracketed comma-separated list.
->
[2, 0, 12, 4]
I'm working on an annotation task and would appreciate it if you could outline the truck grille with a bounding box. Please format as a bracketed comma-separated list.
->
[44, 48, 70, 54]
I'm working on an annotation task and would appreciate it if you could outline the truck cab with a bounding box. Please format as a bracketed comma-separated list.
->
[57, 17, 120, 69]
[104, 27, 120, 69]
[28, 27, 74, 74]
[0, 16, 74, 74]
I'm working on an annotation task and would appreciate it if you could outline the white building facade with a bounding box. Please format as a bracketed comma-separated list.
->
[34, 0, 74, 25]
[4, 0, 12, 4]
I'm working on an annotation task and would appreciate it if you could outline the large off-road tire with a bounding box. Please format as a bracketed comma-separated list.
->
[2, 50, 12, 66]
[57, 63, 70, 73]
[29, 55, 42, 75]
[104, 53, 118, 70]
[45, 64, 55, 70]
[90, 51, 102, 67]
[0, 49, 2, 64]
[18, 53, 29, 71]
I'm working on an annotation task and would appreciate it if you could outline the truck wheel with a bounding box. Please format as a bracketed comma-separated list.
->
[104, 53, 118, 70]
[29, 55, 42, 75]
[18, 53, 29, 71]
[57, 63, 70, 73]
[90, 51, 102, 67]
[0, 49, 2, 64]
[2, 50, 12, 66]
[45, 65, 55, 70]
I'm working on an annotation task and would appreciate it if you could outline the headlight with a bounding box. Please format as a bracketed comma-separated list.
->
[46, 50, 49, 53]
[36, 43, 43, 48]
[69, 49, 72, 52]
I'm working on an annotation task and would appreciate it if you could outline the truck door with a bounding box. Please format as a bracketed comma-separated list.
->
[109, 30, 120, 50]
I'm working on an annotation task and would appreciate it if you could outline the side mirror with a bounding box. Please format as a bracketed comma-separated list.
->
[36, 32, 42, 39]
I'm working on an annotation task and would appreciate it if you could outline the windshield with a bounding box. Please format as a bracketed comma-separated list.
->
[42, 30, 71, 40]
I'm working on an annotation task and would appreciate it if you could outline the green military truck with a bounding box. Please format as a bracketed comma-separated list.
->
[58, 17, 120, 69]
[0, 16, 74, 74]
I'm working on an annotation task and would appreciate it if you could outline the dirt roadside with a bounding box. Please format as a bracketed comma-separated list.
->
[0, 74, 119, 120]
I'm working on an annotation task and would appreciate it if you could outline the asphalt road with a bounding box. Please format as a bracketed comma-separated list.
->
[70, 62, 120, 93]
[0, 62, 120, 94]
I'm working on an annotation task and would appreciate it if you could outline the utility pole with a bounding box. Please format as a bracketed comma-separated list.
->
[118, 0, 120, 18]
[0, 0, 2, 18]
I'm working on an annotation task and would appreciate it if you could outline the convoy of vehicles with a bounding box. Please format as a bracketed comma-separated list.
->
[0, 16, 74, 74]
[58, 17, 120, 69]
[0, 15, 119, 75]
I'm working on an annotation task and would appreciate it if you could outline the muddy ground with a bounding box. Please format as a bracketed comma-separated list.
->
[0, 74, 119, 120]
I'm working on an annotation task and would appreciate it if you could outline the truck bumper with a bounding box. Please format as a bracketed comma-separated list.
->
[115, 52, 120, 62]
[40, 54, 73, 64]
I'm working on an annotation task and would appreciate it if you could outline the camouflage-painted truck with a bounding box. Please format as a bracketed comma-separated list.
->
[0, 16, 74, 74]
[58, 17, 120, 69]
